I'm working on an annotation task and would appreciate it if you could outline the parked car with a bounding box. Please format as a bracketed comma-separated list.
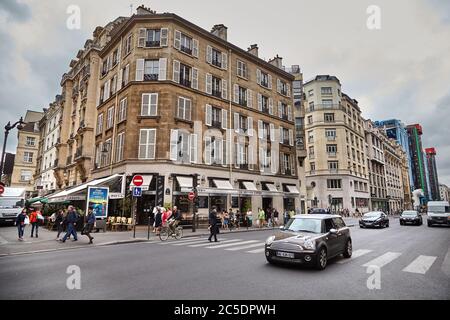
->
[265, 214, 352, 270]
[359, 211, 389, 228]
[400, 210, 422, 226]
[427, 201, 450, 227]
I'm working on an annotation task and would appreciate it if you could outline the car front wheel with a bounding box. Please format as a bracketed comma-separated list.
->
[316, 247, 328, 270]
[343, 239, 352, 258]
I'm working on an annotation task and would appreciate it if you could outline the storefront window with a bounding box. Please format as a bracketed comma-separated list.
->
[210, 196, 227, 212]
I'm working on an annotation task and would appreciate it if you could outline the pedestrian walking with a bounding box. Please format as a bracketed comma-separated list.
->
[60, 205, 79, 243]
[154, 206, 162, 236]
[235, 209, 240, 230]
[82, 207, 96, 244]
[266, 208, 273, 228]
[258, 208, 265, 228]
[29, 208, 39, 238]
[15, 208, 28, 241]
[55, 209, 65, 240]
[273, 209, 279, 226]
[208, 207, 219, 242]
[246, 209, 253, 227]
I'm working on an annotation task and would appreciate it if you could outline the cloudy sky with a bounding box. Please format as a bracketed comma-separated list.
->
[0, 0, 449, 185]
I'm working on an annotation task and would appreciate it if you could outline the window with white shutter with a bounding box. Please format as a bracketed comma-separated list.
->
[221, 52, 228, 70]
[139, 129, 156, 159]
[221, 79, 227, 99]
[135, 59, 145, 81]
[138, 28, 146, 47]
[118, 98, 127, 122]
[247, 89, 253, 108]
[170, 129, 178, 161]
[270, 123, 275, 142]
[269, 98, 274, 115]
[206, 45, 212, 64]
[268, 74, 272, 89]
[106, 106, 114, 129]
[115, 132, 125, 162]
[190, 134, 198, 163]
[256, 69, 261, 85]
[97, 113, 103, 135]
[258, 120, 263, 139]
[222, 109, 228, 129]
[257, 93, 262, 111]
[173, 60, 180, 83]
[174, 30, 181, 50]
[205, 104, 213, 127]
[158, 58, 167, 81]
[191, 68, 198, 89]
[141, 93, 158, 116]
[234, 113, 239, 133]
[160, 28, 168, 47]
[205, 136, 212, 165]
[247, 117, 253, 136]
[289, 129, 294, 146]
[192, 39, 199, 57]
[288, 105, 293, 121]
[233, 84, 239, 104]
[206, 73, 212, 94]
[177, 97, 192, 121]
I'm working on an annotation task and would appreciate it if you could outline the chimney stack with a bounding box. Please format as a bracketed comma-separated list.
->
[136, 5, 155, 15]
[211, 24, 228, 41]
[268, 55, 283, 69]
[247, 44, 259, 57]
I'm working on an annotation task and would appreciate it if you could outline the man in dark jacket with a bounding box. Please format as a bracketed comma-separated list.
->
[83, 207, 96, 244]
[208, 207, 219, 242]
[168, 206, 181, 234]
[60, 205, 78, 242]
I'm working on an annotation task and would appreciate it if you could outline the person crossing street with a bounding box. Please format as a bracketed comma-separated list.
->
[60, 205, 78, 243]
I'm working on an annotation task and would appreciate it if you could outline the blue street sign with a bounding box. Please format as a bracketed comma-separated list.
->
[133, 187, 142, 197]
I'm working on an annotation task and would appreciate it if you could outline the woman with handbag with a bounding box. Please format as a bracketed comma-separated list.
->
[15, 208, 28, 241]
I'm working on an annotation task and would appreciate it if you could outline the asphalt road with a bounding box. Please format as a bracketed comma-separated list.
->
[0, 218, 448, 300]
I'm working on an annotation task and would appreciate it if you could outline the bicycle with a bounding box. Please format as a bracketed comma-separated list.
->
[159, 223, 183, 241]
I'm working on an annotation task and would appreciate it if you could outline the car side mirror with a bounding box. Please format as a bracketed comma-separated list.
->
[329, 228, 338, 234]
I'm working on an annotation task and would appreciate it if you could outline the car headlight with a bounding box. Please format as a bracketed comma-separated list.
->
[265, 236, 275, 246]
[303, 238, 315, 250]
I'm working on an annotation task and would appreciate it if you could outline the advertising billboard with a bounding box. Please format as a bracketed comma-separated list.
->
[86, 186, 109, 218]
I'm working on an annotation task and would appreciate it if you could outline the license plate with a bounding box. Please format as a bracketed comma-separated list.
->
[276, 251, 295, 258]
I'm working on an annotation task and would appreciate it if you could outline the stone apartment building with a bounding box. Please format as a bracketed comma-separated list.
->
[364, 119, 388, 212]
[439, 184, 449, 203]
[34, 98, 62, 196]
[303, 75, 369, 213]
[54, 17, 128, 190]
[10, 110, 44, 198]
[90, 6, 299, 223]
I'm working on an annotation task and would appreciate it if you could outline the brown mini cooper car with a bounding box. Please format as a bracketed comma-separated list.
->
[265, 214, 352, 270]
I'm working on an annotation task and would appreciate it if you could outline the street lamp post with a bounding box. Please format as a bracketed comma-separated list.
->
[0, 117, 25, 180]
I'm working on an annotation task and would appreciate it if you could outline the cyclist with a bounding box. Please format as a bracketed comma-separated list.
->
[168, 206, 181, 234]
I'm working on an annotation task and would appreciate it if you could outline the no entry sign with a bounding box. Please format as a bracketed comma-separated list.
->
[132, 175, 144, 187]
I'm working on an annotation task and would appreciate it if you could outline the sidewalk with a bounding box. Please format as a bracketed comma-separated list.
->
[0, 217, 360, 257]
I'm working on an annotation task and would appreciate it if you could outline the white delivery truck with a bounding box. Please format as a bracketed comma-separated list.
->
[427, 201, 450, 227]
[0, 187, 26, 225]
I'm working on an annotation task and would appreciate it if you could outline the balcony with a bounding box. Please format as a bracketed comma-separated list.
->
[144, 73, 158, 81]
[211, 120, 222, 129]
[284, 169, 292, 176]
[327, 152, 337, 158]
[212, 59, 222, 68]
[262, 107, 270, 114]
[238, 164, 249, 170]
[146, 40, 160, 47]
[305, 104, 345, 113]
[180, 45, 192, 55]
[260, 80, 269, 88]
[180, 78, 191, 88]
[238, 99, 247, 107]
[282, 139, 290, 145]
[212, 89, 222, 98]
[327, 136, 337, 141]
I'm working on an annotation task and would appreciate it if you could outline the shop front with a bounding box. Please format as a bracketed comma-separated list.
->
[283, 184, 300, 212]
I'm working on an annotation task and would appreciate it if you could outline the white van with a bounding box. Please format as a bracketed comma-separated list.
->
[427, 201, 450, 227]
[0, 187, 26, 225]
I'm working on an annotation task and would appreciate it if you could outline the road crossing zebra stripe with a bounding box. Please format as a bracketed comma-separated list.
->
[225, 242, 265, 251]
[157, 237, 203, 245]
[188, 239, 241, 247]
[336, 249, 373, 264]
[168, 239, 213, 246]
[247, 248, 266, 253]
[205, 240, 259, 249]
[362, 252, 402, 268]
[402, 255, 437, 274]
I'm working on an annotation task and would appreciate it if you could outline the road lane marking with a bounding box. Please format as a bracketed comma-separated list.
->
[158, 237, 203, 245]
[362, 252, 402, 268]
[168, 239, 213, 246]
[206, 240, 258, 249]
[402, 255, 437, 274]
[226, 242, 265, 251]
[247, 248, 266, 253]
[188, 239, 241, 247]
[336, 249, 373, 264]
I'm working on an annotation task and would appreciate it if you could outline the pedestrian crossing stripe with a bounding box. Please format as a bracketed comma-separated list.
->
[167, 238, 212, 246]
[247, 248, 265, 253]
[188, 239, 241, 247]
[402, 255, 437, 274]
[336, 249, 372, 264]
[205, 240, 259, 249]
[362, 252, 402, 268]
[225, 242, 265, 251]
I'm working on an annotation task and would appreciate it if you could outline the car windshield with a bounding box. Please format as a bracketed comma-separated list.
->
[0, 198, 24, 209]
[363, 212, 380, 218]
[285, 218, 322, 234]
[402, 211, 417, 216]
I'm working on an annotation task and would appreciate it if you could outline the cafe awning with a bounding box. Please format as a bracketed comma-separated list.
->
[286, 185, 300, 194]
[177, 176, 193, 188]
[48, 174, 124, 203]
[26, 197, 48, 205]
[213, 179, 234, 190]
[265, 183, 278, 192]
[242, 181, 258, 191]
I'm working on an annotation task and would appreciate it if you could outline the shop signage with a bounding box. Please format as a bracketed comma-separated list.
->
[86, 186, 109, 218]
